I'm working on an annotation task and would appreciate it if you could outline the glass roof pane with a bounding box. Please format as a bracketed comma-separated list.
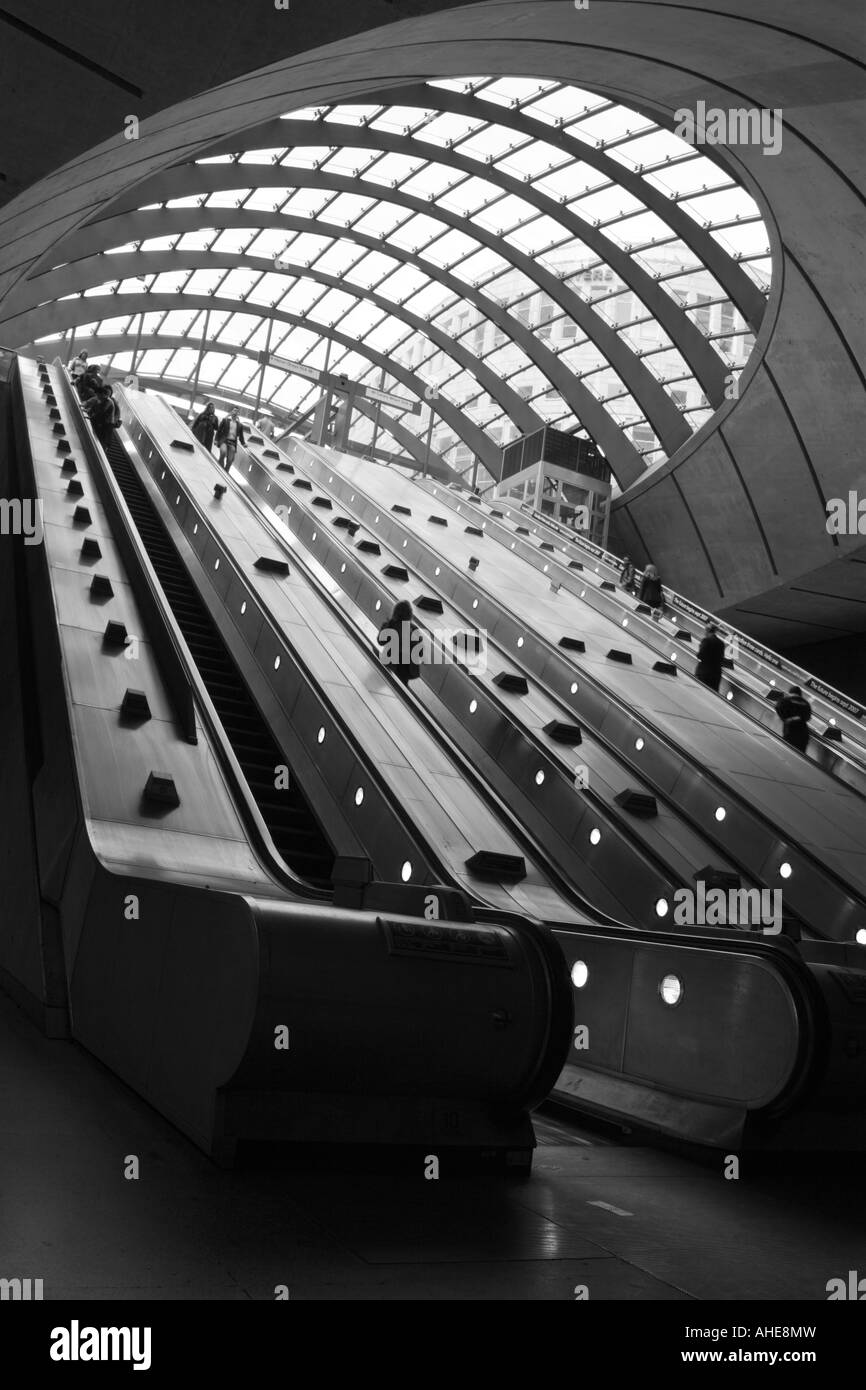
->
[415, 113, 485, 147]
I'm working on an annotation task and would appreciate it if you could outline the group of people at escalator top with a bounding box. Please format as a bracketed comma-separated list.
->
[618, 553, 813, 753]
[70, 351, 121, 454]
[190, 401, 246, 472]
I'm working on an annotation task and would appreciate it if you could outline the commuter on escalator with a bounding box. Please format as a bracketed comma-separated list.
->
[215, 407, 245, 472]
[192, 401, 217, 452]
[695, 620, 726, 693]
[638, 563, 666, 619]
[84, 384, 120, 454]
[776, 685, 812, 753]
[69, 351, 89, 393]
[619, 556, 636, 594]
[78, 364, 103, 404]
[377, 600, 423, 687]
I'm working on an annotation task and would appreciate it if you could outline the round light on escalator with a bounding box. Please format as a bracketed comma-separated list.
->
[655, 897, 669, 918]
[374, 514, 379, 522]
[401, 861, 413, 882]
[715, 806, 726, 822]
[469, 700, 477, 713]
[317, 727, 326, 744]
[329, 476, 333, 483]
[266, 485, 271, 493]
[161, 470, 166, 480]
[510, 543, 516, 550]
[535, 770, 545, 786]
[193, 524, 198, 534]
[517, 637, 524, 648]
[780, 862, 792, 879]
[311, 530, 317, 541]
[829, 717, 836, 726]
[340, 563, 346, 573]
[214, 558, 220, 570]
[670, 653, 677, 662]
[571, 960, 588, 989]
[622, 618, 628, 627]
[435, 566, 441, 575]
[240, 601, 247, 615]
[856, 929, 866, 946]
[274, 656, 281, 670]
[175, 495, 180, 505]
[726, 690, 734, 701]
[543, 565, 549, 573]
[580, 590, 586, 598]
[659, 973, 683, 1007]
[402, 539, 407, 548]
[351, 494, 355, 501]
[570, 682, 578, 694]
[375, 600, 381, 611]
[770, 679, 776, 686]
[589, 828, 601, 846]
[354, 787, 364, 807]
[472, 599, 478, 609]
[635, 737, 644, 750]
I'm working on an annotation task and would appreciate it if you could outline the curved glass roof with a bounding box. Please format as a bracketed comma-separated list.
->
[39, 76, 770, 491]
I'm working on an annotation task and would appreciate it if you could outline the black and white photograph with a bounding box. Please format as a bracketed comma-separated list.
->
[0, 0, 864, 1359]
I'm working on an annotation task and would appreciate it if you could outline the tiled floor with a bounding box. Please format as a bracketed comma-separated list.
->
[1, 990, 862, 1300]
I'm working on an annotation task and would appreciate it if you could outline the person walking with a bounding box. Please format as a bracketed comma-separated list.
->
[77, 364, 103, 404]
[776, 684, 812, 753]
[192, 401, 218, 452]
[215, 407, 245, 471]
[619, 556, 636, 593]
[638, 563, 665, 618]
[376, 600, 423, 686]
[695, 620, 726, 692]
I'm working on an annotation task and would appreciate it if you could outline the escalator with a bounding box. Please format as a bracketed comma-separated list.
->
[102, 433, 335, 888]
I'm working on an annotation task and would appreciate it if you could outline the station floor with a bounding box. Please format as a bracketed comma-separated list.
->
[1, 989, 863, 1301]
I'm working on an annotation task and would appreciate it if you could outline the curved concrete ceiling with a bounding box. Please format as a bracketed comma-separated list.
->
[0, 0, 863, 647]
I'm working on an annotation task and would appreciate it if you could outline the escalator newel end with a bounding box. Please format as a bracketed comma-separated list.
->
[214, 483, 227, 499]
[676, 629, 692, 642]
[824, 726, 843, 742]
[607, 649, 633, 664]
[558, 636, 585, 652]
[568, 560, 584, 571]
[653, 661, 678, 676]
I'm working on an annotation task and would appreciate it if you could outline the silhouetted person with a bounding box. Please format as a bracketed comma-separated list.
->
[216, 407, 245, 471]
[192, 402, 217, 451]
[639, 563, 665, 618]
[77, 364, 103, 403]
[84, 384, 120, 453]
[695, 620, 726, 692]
[377, 600, 423, 686]
[777, 684, 812, 753]
[620, 556, 636, 593]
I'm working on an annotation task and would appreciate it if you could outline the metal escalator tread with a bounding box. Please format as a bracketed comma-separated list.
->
[103, 437, 335, 888]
